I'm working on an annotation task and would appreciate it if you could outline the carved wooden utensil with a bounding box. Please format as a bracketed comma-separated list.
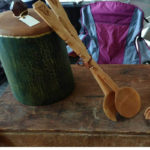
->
[92, 71, 117, 121]
[33, 0, 141, 119]
[45, 0, 118, 121]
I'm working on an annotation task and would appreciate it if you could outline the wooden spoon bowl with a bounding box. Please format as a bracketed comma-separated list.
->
[115, 87, 141, 118]
[103, 91, 117, 121]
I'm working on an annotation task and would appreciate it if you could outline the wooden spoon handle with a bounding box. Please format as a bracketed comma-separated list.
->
[90, 67, 112, 95]
[33, 0, 119, 92]
[45, 0, 78, 39]
[90, 60, 119, 91]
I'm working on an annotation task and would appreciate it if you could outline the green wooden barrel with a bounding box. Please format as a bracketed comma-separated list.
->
[0, 9, 74, 106]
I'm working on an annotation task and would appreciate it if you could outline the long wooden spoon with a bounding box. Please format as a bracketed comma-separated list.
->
[33, 0, 141, 119]
[45, 0, 117, 121]
[44, 0, 117, 121]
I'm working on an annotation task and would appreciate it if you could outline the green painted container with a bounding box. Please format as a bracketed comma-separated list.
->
[0, 9, 74, 106]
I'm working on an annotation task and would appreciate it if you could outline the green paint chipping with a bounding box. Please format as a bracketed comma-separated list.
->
[0, 32, 74, 106]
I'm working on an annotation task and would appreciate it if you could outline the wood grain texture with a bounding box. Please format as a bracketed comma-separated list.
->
[0, 65, 150, 146]
[0, 9, 51, 36]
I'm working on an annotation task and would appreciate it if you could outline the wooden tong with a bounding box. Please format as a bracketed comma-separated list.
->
[33, 0, 119, 90]
[33, 0, 141, 121]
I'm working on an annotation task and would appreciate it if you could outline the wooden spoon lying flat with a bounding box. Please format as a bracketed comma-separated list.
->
[33, 0, 141, 119]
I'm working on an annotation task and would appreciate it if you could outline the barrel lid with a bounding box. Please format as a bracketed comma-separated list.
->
[0, 9, 52, 37]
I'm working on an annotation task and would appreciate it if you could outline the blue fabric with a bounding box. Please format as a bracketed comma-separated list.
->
[67, 5, 100, 62]
[80, 5, 100, 62]
[138, 38, 150, 63]
[68, 2, 150, 64]
[123, 8, 143, 64]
